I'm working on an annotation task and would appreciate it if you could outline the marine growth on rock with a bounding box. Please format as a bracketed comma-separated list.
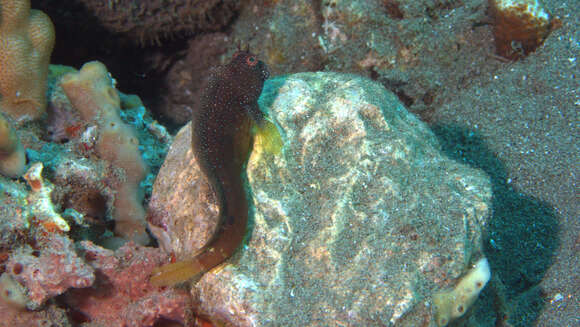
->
[75, 0, 241, 45]
[489, 0, 557, 60]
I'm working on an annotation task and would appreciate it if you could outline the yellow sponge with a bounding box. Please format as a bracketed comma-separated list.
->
[433, 258, 491, 326]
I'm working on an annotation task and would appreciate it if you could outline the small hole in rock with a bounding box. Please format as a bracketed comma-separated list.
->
[12, 263, 23, 274]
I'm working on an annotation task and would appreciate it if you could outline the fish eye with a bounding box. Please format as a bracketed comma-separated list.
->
[246, 56, 257, 66]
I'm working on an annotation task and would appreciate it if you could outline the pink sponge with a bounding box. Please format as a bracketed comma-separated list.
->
[60, 61, 150, 245]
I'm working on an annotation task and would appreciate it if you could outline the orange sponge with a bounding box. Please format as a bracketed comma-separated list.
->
[0, 0, 55, 123]
[489, 0, 556, 60]
[61, 61, 150, 245]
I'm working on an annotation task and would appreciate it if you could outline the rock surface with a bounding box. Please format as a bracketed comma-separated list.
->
[148, 72, 492, 326]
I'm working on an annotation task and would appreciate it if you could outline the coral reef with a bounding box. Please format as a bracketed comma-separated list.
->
[0, 234, 186, 326]
[5, 234, 94, 309]
[64, 241, 188, 326]
[39, 65, 170, 244]
[0, 55, 178, 323]
[148, 72, 492, 326]
[0, 60, 172, 250]
[75, 0, 241, 45]
[489, 0, 556, 60]
[0, 2, 178, 320]
[60, 61, 150, 245]
[0, 0, 54, 123]
[0, 113, 26, 177]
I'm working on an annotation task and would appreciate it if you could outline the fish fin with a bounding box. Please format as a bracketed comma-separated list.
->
[254, 118, 283, 155]
[150, 258, 203, 287]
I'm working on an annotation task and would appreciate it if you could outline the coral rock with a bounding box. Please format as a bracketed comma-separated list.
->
[0, 0, 55, 123]
[490, 0, 555, 60]
[76, 0, 240, 45]
[6, 234, 95, 310]
[150, 72, 492, 326]
[0, 300, 72, 327]
[65, 242, 188, 327]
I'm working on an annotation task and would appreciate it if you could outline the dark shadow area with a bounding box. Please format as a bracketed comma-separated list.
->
[152, 317, 185, 327]
[430, 124, 560, 327]
[31, 0, 189, 128]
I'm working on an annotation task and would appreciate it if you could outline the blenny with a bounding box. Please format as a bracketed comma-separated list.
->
[150, 48, 280, 286]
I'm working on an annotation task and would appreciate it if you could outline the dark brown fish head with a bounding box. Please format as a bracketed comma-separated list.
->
[227, 50, 270, 104]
